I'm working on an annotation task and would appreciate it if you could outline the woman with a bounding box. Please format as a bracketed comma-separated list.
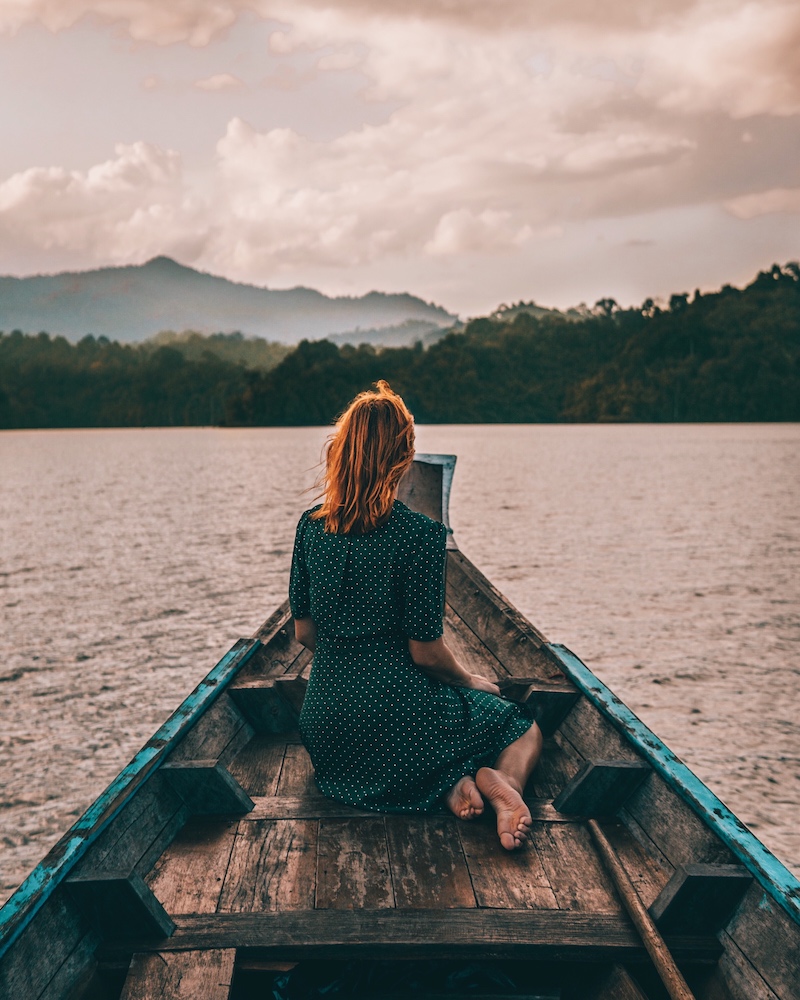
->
[289, 381, 542, 850]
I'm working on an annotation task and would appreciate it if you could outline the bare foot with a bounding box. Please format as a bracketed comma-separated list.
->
[476, 766, 532, 850]
[446, 776, 484, 820]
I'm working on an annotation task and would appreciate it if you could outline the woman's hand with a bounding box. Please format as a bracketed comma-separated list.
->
[408, 638, 500, 695]
[463, 673, 501, 695]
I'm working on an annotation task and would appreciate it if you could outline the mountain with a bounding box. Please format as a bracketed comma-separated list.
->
[0, 257, 456, 344]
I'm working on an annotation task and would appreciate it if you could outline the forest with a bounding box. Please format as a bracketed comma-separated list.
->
[1, 263, 798, 428]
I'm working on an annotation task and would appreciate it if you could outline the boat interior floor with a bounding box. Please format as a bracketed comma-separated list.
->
[80, 722, 722, 1000]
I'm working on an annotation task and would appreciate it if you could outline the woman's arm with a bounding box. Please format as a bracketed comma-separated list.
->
[408, 637, 500, 694]
[294, 617, 317, 652]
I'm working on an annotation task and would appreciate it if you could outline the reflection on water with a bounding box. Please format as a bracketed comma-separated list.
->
[1, 424, 798, 901]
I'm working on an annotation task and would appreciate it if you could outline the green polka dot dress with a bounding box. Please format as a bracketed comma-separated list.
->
[289, 499, 533, 813]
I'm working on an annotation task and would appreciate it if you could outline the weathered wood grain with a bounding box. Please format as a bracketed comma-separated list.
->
[598, 821, 674, 911]
[617, 805, 679, 881]
[385, 817, 476, 909]
[245, 795, 376, 820]
[724, 883, 800, 1000]
[621, 774, 734, 870]
[276, 743, 318, 796]
[584, 963, 649, 1000]
[169, 692, 252, 765]
[227, 736, 287, 797]
[70, 780, 187, 880]
[553, 760, 650, 817]
[283, 644, 314, 679]
[316, 818, 394, 909]
[38, 927, 99, 1000]
[398, 456, 446, 524]
[102, 909, 723, 963]
[145, 817, 238, 915]
[534, 823, 619, 913]
[458, 819, 557, 909]
[247, 601, 314, 680]
[242, 796, 568, 823]
[703, 930, 781, 1000]
[557, 698, 641, 764]
[530, 740, 581, 799]
[120, 949, 235, 1000]
[443, 603, 505, 680]
[218, 819, 317, 913]
[0, 890, 93, 999]
[444, 551, 555, 679]
[528, 691, 582, 739]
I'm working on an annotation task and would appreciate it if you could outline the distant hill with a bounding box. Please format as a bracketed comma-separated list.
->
[325, 318, 462, 349]
[490, 300, 587, 323]
[0, 256, 456, 344]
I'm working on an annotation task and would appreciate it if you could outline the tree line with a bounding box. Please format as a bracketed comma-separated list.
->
[1, 263, 798, 428]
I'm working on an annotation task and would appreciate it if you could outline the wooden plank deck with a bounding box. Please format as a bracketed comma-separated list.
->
[131, 735, 719, 974]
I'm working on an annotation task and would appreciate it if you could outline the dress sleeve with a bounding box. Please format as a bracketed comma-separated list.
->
[402, 519, 447, 641]
[289, 512, 311, 619]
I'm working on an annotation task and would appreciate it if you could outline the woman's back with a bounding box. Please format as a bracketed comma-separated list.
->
[290, 500, 447, 641]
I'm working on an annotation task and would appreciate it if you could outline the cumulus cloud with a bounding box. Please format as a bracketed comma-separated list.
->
[424, 210, 532, 257]
[0, 142, 204, 262]
[725, 187, 800, 218]
[635, 1, 800, 117]
[194, 72, 243, 90]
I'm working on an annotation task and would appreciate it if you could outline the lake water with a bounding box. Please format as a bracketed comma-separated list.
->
[1, 424, 798, 903]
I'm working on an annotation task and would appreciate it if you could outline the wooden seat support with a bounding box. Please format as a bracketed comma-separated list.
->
[66, 869, 175, 940]
[229, 676, 308, 734]
[553, 760, 651, 817]
[649, 863, 752, 934]
[498, 678, 580, 738]
[161, 760, 254, 817]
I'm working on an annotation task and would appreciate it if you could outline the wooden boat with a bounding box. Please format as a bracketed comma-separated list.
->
[1, 454, 798, 1000]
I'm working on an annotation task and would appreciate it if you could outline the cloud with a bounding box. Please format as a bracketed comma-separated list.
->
[0, 0, 709, 44]
[557, 133, 696, 176]
[635, 1, 800, 117]
[424, 210, 532, 257]
[725, 187, 800, 218]
[0, 142, 204, 262]
[0, 0, 798, 310]
[194, 72, 243, 90]
[0, 1, 239, 45]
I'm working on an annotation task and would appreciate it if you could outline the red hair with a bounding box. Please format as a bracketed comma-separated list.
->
[312, 381, 415, 534]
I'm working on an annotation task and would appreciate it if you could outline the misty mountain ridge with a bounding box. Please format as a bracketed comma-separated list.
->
[0, 256, 457, 345]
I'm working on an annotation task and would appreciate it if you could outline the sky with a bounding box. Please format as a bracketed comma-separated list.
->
[0, 0, 798, 317]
